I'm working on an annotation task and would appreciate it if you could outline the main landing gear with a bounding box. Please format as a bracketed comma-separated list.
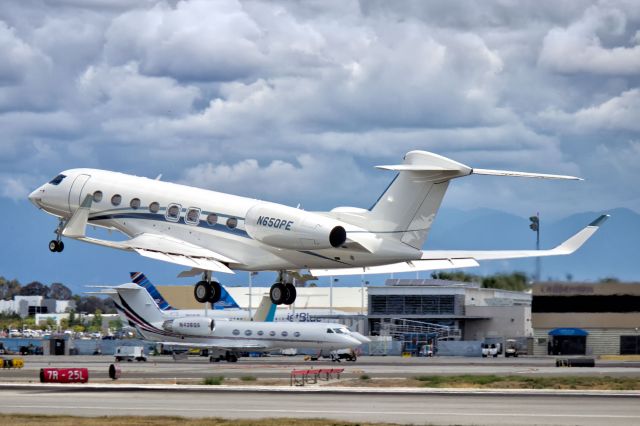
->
[269, 271, 297, 306]
[49, 219, 65, 252]
[194, 271, 222, 305]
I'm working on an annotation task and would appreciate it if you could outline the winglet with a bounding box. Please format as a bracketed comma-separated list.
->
[553, 214, 610, 254]
[589, 214, 610, 227]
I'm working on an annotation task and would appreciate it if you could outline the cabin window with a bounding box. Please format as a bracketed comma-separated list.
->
[48, 174, 66, 185]
[111, 194, 122, 206]
[294, 331, 301, 337]
[130, 198, 141, 209]
[185, 208, 200, 225]
[166, 204, 181, 222]
[281, 331, 288, 337]
[232, 329, 240, 336]
[149, 202, 160, 213]
[93, 191, 103, 202]
[206, 213, 218, 226]
[269, 331, 276, 337]
[257, 330, 264, 336]
[226, 217, 238, 229]
[244, 330, 252, 336]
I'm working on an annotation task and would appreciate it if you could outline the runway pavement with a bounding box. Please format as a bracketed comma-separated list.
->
[0, 386, 638, 425]
[2, 355, 640, 382]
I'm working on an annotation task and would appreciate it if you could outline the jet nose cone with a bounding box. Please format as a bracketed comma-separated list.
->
[351, 331, 371, 344]
[345, 335, 363, 348]
[28, 187, 44, 207]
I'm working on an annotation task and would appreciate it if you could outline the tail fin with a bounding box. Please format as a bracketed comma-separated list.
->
[213, 286, 241, 310]
[369, 150, 581, 249]
[130, 272, 174, 310]
[252, 295, 277, 322]
[104, 283, 166, 330]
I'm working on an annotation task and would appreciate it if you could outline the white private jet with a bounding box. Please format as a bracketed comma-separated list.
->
[95, 283, 363, 362]
[29, 150, 608, 306]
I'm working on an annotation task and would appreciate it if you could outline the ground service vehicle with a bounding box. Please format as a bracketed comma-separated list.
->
[114, 346, 147, 362]
[505, 339, 519, 357]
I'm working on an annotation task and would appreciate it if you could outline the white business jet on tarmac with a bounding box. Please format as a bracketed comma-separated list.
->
[29, 150, 608, 307]
[95, 283, 362, 362]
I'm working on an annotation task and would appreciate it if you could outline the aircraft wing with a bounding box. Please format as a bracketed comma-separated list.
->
[78, 233, 237, 274]
[310, 215, 608, 277]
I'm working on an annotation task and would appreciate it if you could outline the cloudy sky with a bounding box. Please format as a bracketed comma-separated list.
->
[2, 0, 640, 215]
[1, 0, 639, 287]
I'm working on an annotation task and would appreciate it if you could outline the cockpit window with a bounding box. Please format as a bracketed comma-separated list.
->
[333, 328, 344, 334]
[326, 328, 334, 334]
[48, 174, 66, 185]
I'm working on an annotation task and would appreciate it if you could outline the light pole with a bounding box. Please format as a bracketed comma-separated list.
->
[329, 277, 338, 314]
[529, 213, 540, 282]
[248, 272, 258, 320]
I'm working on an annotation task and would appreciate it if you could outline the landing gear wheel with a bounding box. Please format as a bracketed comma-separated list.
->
[225, 353, 238, 363]
[269, 282, 287, 305]
[283, 283, 297, 305]
[207, 281, 222, 304]
[48, 240, 64, 252]
[194, 281, 212, 304]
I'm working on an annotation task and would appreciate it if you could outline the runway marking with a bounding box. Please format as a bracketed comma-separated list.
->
[6, 405, 640, 419]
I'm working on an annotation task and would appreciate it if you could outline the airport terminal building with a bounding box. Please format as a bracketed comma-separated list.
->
[158, 279, 532, 345]
[532, 281, 640, 356]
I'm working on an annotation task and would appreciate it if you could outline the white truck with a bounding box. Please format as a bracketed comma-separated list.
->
[481, 343, 499, 358]
[114, 346, 147, 362]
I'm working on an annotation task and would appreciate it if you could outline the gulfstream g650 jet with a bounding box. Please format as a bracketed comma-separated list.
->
[29, 150, 607, 306]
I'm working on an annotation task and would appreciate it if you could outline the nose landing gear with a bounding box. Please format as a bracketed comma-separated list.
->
[49, 219, 65, 252]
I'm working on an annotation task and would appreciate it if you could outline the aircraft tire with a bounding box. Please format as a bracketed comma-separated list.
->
[49, 240, 58, 252]
[207, 281, 222, 304]
[283, 283, 297, 305]
[269, 282, 287, 305]
[194, 281, 212, 304]
[57, 241, 64, 252]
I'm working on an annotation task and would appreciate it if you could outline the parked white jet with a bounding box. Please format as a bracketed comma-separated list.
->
[29, 150, 607, 306]
[97, 283, 362, 362]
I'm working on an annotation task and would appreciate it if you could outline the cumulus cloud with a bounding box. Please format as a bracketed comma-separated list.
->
[0, 0, 638, 217]
[539, 5, 640, 75]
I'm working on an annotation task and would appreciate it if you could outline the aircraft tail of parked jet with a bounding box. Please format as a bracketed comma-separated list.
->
[130, 272, 240, 310]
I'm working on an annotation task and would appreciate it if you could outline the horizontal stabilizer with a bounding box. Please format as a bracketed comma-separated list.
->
[472, 168, 582, 180]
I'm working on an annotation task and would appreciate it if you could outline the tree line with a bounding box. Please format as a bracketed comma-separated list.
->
[0, 276, 115, 314]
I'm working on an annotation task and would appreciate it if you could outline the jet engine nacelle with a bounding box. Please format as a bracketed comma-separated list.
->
[245, 203, 347, 250]
[163, 317, 214, 336]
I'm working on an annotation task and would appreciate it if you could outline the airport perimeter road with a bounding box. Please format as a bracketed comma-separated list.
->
[0, 388, 639, 425]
